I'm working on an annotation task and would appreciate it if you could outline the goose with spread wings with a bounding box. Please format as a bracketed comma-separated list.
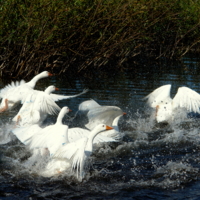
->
[12, 86, 88, 127]
[79, 99, 126, 139]
[144, 84, 200, 123]
[42, 124, 113, 181]
[0, 71, 53, 111]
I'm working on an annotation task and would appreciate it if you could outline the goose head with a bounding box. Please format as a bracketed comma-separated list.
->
[45, 85, 59, 95]
[56, 106, 72, 124]
[91, 124, 113, 138]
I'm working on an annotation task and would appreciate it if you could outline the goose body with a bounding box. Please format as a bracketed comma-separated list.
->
[50, 124, 113, 181]
[144, 84, 200, 123]
[12, 85, 61, 127]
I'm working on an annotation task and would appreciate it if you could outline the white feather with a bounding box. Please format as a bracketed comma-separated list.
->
[144, 84, 200, 123]
[50, 88, 89, 102]
[28, 107, 70, 156]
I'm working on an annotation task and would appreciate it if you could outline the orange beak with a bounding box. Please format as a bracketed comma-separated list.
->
[48, 72, 54, 76]
[55, 87, 59, 91]
[106, 125, 113, 130]
[123, 112, 126, 115]
[69, 109, 72, 112]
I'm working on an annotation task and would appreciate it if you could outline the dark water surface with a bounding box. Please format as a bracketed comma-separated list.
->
[1, 55, 200, 199]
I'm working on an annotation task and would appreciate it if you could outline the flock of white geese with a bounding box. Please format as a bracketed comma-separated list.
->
[1, 71, 200, 181]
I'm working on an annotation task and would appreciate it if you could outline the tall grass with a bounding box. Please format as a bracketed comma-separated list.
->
[0, 0, 200, 77]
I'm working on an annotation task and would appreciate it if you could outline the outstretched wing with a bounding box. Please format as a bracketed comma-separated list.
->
[78, 99, 101, 112]
[33, 92, 61, 115]
[53, 138, 88, 181]
[50, 88, 89, 101]
[68, 128, 90, 142]
[68, 127, 117, 144]
[85, 106, 123, 130]
[143, 84, 172, 108]
[172, 86, 200, 113]
[0, 80, 26, 99]
[29, 124, 68, 156]
[12, 124, 42, 145]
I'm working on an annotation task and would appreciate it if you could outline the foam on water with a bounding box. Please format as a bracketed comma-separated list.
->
[1, 75, 200, 198]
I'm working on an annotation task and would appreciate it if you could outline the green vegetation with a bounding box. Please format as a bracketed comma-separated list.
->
[0, 0, 200, 77]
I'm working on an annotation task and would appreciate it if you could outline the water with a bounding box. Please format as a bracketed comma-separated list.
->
[1, 55, 200, 199]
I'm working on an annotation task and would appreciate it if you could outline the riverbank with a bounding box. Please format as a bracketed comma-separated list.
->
[1, 0, 200, 78]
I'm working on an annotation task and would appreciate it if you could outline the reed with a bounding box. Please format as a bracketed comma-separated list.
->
[0, 0, 200, 77]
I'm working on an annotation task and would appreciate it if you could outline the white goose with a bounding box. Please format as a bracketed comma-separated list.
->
[28, 107, 71, 156]
[42, 124, 113, 181]
[79, 100, 126, 139]
[12, 86, 88, 127]
[144, 84, 200, 123]
[0, 71, 53, 111]
[12, 85, 61, 127]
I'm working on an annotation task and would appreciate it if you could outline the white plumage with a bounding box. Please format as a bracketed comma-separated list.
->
[0, 71, 53, 111]
[28, 107, 71, 156]
[79, 100, 125, 139]
[12, 85, 61, 126]
[68, 127, 118, 143]
[78, 99, 101, 113]
[144, 84, 200, 123]
[52, 124, 113, 181]
[50, 88, 89, 102]
[12, 124, 42, 145]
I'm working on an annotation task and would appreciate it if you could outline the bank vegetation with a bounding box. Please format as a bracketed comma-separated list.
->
[0, 0, 200, 77]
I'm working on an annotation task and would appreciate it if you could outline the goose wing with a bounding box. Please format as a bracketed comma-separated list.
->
[12, 124, 42, 145]
[29, 125, 68, 156]
[68, 128, 90, 143]
[143, 84, 171, 108]
[68, 127, 117, 143]
[54, 138, 88, 181]
[13, 92, 38, 121]
[85, 106, 123, 130]
[172, 86, 200, 113]
[50, 88, 89, 102]
[0, 80, 26, 99]
[78, 99, 101, 112]
[32, 92, 61, 115]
